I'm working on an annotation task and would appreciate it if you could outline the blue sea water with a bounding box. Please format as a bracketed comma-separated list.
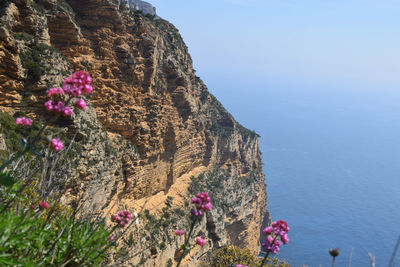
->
[262, 87, 400, 267]
[210, 80, 400, 267]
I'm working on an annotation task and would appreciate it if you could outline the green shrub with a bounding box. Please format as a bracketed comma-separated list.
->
[0, 70, 116, 266]
[15, 32, 34, 41]
[202, 246, 259, 266]
[20, 49, 43, 83]
[0, 192, 111, 266]
[144, 13, 155, 20]
[30, 0, 46, 14]
[188, 170, 235, 214]
[56, 0, 74, 14]
[200, 88, 208, 103]
[140, 196, 181, 251]
[237, 123, 260, 142]
[20, 42, 61, 83]
[201, 246, 291, 267]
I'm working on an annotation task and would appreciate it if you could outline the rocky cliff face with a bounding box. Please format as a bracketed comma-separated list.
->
[121, 0, 157, 16]
[0, 0, 269, 265]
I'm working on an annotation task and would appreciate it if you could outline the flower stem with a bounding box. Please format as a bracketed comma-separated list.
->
[176, 217, 198, 267]
[31, 114, 59, 146]
[259, 235, 278, 267]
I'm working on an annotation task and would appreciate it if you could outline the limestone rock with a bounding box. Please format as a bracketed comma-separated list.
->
[121, 0, 157, 16]
[0, 0, 269, 265]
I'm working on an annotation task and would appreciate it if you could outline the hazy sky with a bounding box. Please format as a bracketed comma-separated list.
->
[148, 0, 399, 92]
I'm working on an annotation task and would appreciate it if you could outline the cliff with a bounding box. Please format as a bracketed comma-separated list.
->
[121, 0, 157, 17]
[0, 0, 269, 265]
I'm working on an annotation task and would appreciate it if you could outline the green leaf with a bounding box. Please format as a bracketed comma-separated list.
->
[0, 171, 14, 187]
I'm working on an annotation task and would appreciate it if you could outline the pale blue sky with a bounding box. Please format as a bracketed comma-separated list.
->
[149, 0, 399, 92]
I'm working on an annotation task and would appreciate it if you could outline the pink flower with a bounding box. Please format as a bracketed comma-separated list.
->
[45, 99, 74, 116]
[236, 265, 249, 267]
[47, 87, 64, 97]
[112, 214, 121, 222]
[16, 117, 32, 127]
[39, 201, 49, 210]
[75, 98, 87, 109]
[64, 71, 93, 96]
[196, 237, 206, 247]
[73, 70, 92, 85]
[54, 101, 65, 113]
[281, 234, 289, 244]
[108, 235, 114, 242]
[83, 84, 93, 94]
[122, 210, 132, 219]
[263, 226, 273, 235]
[62, 106, 74, 116]
[111, 210, 131, 227]
[272, 220, 290, 233]
[203, 202, 212, 211]
[190, 208, 202, 217]
[45, 100, 54, 112]
[191, 192, 212, 217]
[50, 138, 64, 151]
[262, 220, 290, 254]
[63, 84, 82, 97]
[175, 229, 185, 236]
[46, 72, 92, 116]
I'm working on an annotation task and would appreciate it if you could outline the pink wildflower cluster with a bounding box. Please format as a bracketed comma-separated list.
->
[43, 71, 93, 151]
[44, 71, 92, 116]
[75, 98, 87, 109]
[262, 220, 290, 254]
[190, 192, 212, 217]
[51, 138, 64, 151]
[47, 87, 64, 97]
[16, 117, 32, 127]
[39, 201, 49, 210]
[175, 229, 185, 236]
[64, 70, 93, 96]
[111, 210, 132, 227]
[236, 265, 249, 267]
[196, 237, 206, 247]
[45, 100, 74, 116]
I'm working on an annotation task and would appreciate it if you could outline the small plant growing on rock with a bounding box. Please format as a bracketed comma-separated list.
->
[175, 192, 212, 267]
[0, 71, 120, 265]
[260, 220, 290, 266]
[0, 70, 92, 176]
[201, 245, 291, 267]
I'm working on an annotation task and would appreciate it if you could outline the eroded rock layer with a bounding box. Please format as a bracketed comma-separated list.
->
[0, 0, 269, 265]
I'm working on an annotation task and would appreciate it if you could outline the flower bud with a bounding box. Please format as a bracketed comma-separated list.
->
[329, 248, 340, 258]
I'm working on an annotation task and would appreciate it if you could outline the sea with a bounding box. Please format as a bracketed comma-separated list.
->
[210, 78, 400, 267]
